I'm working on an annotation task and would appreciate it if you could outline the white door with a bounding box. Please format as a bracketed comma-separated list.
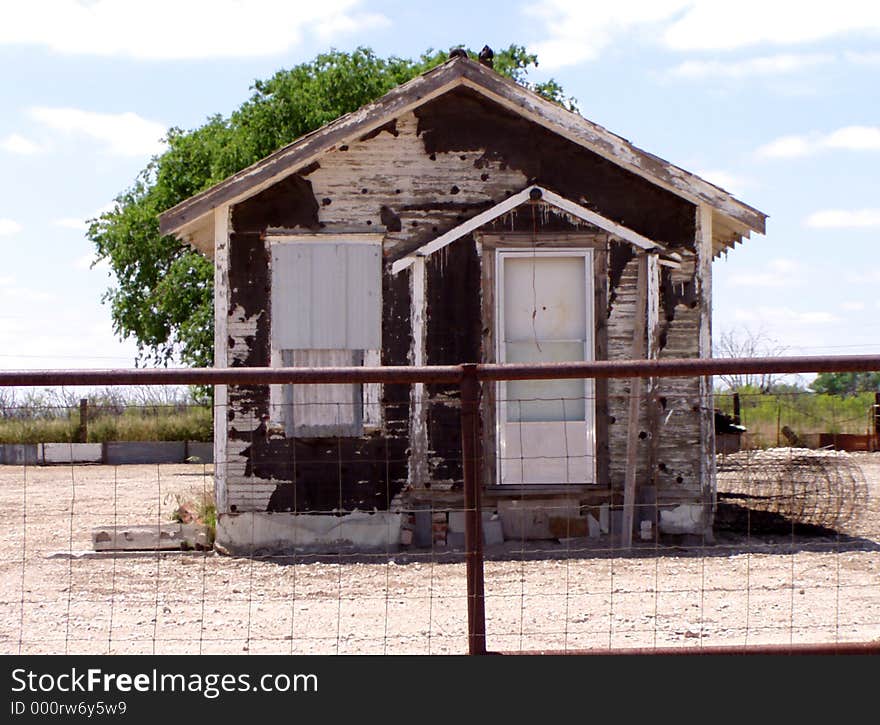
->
[497, 250, 596, 484]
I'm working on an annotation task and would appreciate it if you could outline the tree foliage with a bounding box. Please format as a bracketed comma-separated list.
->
[810, 372, 880, 396]
[87, 46, 574, 367]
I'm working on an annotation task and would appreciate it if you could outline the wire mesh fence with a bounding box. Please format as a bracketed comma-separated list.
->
[1, 358, 879, 655]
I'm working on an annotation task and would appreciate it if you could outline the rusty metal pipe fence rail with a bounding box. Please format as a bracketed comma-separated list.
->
[2, 354, 880, 655]
[3, 354, 880, 387]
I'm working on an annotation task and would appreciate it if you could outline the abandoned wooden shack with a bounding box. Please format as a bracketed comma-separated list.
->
[159, 52, 767, 553]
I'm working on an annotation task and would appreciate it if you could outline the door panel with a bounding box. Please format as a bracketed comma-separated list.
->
[498, 251, 595, 485]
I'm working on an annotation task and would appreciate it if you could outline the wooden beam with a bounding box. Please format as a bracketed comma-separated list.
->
[593, 242, 610, 488]
[540, 189, 662, 252]
[392, 186, 669, 274]
[622, 253, 648, 548]
[213, 205, 230, 515]
[392, 188, 534, 274]
[697, 205, 716, 540]
[646, 252, 662, 537]
[408, 257, 428, 489]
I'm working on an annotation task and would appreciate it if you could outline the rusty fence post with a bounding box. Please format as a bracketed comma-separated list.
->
[874, 391, 880, 452]
[78, 398, 88, 443]
[460, 363, 487, 655]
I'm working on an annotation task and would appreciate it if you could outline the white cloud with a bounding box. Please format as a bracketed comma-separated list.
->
[28, 107, 166, 157]
[0, 275, 54, 303]
[526, 1, 880, 68]
[1, 133, 43, 155]
[756, 126, 880, 159]
[693, 169, 749, 195]
[670, 53, 833, 79]
[0, 1, 388, 60]
[314, 10, 389, 39]
[846, 51, 880, 65]
[55, 218, 91, 231]
[525, 1, 688, 68]
[824, 126, 880, 150]
[662, 3, 880, 52]
[728, 258, 804, 288]
[804, 209, 880, 229]
[755, 135, 815, 159]
[0, 219, 22, 236]
[54, 202, 118, 232]
[840, 301, 866, 312]
[847, 268, 880, 284]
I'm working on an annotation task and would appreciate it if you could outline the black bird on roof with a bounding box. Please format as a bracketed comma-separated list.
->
[479, 45, 494, 68]
[448, 47, 469, 60]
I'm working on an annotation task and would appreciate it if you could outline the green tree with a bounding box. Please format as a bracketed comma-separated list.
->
[87, 46, 574, 367]
[810, 372, 880, 396]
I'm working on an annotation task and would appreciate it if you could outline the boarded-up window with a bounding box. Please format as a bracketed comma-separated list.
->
[271, 240, 381, 349]
[280, 349, 364, 437]
[269, 236, 382, 437]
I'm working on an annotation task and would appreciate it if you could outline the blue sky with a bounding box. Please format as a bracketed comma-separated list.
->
[0, 0, 878, 370]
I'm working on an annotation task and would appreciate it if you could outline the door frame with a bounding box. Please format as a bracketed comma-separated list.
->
[495, 247, 597, 485]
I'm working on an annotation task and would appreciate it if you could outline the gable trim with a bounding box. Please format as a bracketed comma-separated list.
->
[390, 186, 678, 275]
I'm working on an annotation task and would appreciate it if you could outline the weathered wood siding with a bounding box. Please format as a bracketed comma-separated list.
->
[221, 93, 707, 521]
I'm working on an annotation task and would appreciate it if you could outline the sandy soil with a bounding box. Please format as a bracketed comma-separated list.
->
[0, 456, 878, 654]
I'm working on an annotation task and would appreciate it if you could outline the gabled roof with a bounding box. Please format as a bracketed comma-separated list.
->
[159, 55, 767, 252]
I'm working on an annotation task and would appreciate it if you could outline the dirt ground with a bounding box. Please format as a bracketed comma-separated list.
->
[1, 455, 878, 655]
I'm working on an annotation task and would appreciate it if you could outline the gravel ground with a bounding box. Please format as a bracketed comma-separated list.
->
[1, 455, 878, 654]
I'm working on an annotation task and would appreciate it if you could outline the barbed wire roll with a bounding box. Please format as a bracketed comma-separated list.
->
[716, 448, 869, 531]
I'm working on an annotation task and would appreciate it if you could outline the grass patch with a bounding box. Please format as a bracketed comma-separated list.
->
[0, 386, 212, 444]
[169, 490, 217, 547]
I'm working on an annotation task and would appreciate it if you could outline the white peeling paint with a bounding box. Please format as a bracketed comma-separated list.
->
[658, 504, 705, 534]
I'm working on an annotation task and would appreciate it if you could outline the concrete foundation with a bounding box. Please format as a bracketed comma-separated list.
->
[92, 523, 210, 551]
[215, 511, 403, 555]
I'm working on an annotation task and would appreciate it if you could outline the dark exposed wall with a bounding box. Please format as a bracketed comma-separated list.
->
[414, 88, 696, 249]
[231, 173, 320, 233]
[424, 237, 482, 487]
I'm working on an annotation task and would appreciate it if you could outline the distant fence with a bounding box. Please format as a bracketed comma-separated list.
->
[0, 440, 213, 465]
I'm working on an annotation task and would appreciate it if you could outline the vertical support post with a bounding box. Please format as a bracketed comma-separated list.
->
[873, 392, 879, 452]
[408, 257, 428, 488]
[213, 205, 230, 516]
[776, 402, 782, 447]
[461, 363, 486, 655]
[696, 205, 716, 540]
[732, 392, 741, 426]
[78, 398, 88, 443]
[622, 254, 648, 549]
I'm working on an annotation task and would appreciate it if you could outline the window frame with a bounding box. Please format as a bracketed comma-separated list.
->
[267, 233, 384, 438]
